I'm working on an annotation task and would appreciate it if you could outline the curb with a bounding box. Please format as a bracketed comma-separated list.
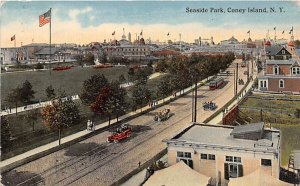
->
[1, 77, 211, 173]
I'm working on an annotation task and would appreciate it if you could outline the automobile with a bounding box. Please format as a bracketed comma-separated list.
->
[153, 109, 171, 122]
[107, 124, 132, 143]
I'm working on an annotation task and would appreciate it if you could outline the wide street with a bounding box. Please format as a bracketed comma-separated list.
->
[1, 59, 251, 186]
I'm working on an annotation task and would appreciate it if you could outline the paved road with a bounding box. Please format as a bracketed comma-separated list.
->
[1, 60, 249, 186]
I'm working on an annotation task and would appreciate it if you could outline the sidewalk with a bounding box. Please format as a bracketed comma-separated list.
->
[0, 72, 163, 116]
[0, 75, 212, 171]
[121, 155, 168, 186]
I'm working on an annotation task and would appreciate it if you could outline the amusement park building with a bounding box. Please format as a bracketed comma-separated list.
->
[163, 123, 281, 186]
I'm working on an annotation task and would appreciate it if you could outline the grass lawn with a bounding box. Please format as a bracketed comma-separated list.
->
[239, 95, 300, 166]
[272, 124, 300, 166]
[2, 73, 168, 160]
[1, 66, 128, 107]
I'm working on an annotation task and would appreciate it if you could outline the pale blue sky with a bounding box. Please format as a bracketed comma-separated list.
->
[1, 1, 299, 46]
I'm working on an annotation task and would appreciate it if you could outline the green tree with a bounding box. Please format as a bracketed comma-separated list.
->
[134, 68, 149, 84]
[1, 116, 11, 149]
[90, 82, 127, 124]
[83, 53, 95, 65]
[35, 63, 44, 69]
[128, 67, 135, 82]
[131, 83, 151, 111]
[80, 74, 109, 105]
[6, 87, 22, 115]
[157, 75, 174, 101]
[295, 109, 300, 118]
[155, 60, 168, 72]
[20, 80, 35, 103]
[119, 74, 126, 84]
[100, 52, 108, 64]
[41, 95, 81, 145]
[25, 109, 40, 131]
[45, 85, 56, 100]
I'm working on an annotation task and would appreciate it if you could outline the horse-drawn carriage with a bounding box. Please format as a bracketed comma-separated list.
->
[203, 102, 217, 111]
[153, 109, 171, 122]
[107, 124, 132, 143]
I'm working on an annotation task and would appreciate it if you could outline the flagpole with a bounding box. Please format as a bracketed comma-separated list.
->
[49, 8, 52, 75]
[49, 8, 52, 76]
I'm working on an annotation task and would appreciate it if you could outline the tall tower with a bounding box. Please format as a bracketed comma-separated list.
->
[128, 32, 131, 42]
[122, 28, 126, 39]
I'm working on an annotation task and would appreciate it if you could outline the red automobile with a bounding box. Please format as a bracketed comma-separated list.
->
[107, 124, 132, 143]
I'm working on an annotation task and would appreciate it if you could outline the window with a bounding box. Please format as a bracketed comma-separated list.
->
[234, 157, 241, 163]
[261, 159, 272, 166]
[180, 159, 193, 169]
[201, 153, 215, 160]
[208, 154, 215, 160]
[273, 65, 279, 75]
[260, 80, 267, 88]
[279, 79, 284, 88]
[224, 163, 243, 180]
[292, 67, 300, 75]
[282, 50, 285, 54]
[177, 151, 191, 158]
[226, 156, 241, 163]
[177, 151, 193, 168]
[226, 156, 233, 162]
[201, 154, 207, 159]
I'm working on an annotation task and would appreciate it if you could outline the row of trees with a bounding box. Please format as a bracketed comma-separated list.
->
[80, 74, 127, 124]
[155, 52, 235, 97]
[6, 80, 35, 114]
[3, 53, 235, 148]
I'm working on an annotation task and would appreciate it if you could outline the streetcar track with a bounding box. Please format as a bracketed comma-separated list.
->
[13, 70, 244, 186]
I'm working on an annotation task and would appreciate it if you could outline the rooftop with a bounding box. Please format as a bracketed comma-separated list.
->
[266, 59, 299, 65]
[230, 122, 264, 135]
[167, 123, 280, 153]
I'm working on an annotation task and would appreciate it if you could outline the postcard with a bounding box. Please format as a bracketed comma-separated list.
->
[1, 1, 299, 186]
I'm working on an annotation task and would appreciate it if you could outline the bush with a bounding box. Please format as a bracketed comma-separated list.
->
[35, 63, 44, 69]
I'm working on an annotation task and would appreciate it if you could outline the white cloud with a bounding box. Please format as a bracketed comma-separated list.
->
[68, 7, 93, 20]
[1, 14, 299, 47]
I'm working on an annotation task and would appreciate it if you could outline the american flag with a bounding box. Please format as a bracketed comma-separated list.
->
[39, 9, 51, 27]
[11, 35, 15, 41]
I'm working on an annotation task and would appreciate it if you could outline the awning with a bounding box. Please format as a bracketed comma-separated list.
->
[144, 161, 211, 186]
[229, 168, 292, 186]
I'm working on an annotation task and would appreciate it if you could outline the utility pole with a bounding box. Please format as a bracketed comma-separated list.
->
[192, 87, 195, 122]
[247, 58, 250, 82]
[233, 69, 236, 96]
[193, 83, 197, 122]
[235, 63, 238, 96]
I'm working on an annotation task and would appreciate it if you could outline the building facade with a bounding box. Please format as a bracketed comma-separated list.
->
[0, 47, 28, 64]
[257, 59, 300, 92]
[164, 123, 281, 186]
[103, 45, 151, 60]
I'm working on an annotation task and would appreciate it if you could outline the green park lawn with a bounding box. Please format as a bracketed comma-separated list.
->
[1, 72, 169, 160]
[1, 66, 128, 107]
[239, 95, 300, 166]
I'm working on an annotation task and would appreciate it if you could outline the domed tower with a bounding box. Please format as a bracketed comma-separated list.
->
[139, 38, 145, 45]
[287, 40, 296, 56]
[264, 40, 271, 47]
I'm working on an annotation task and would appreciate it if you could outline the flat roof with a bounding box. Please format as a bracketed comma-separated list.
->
[169, 123, 280, 152]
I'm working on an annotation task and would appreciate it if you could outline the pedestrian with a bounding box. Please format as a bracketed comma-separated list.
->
[9, 107, 11, 113]
[138, 161, 141, 167]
